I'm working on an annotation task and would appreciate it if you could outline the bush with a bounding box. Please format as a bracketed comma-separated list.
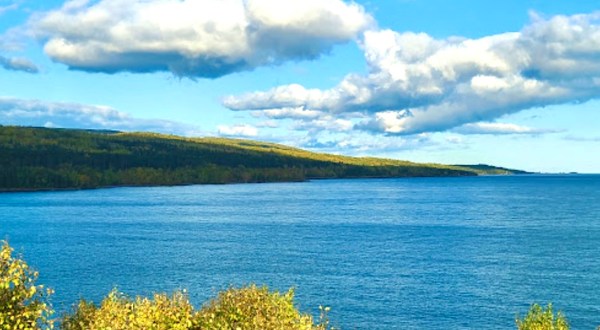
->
[1, 241, 336, 330]
[516, 303, 569, 330]
[10, 240, 592, 330]
[0, 241, 54, 329]
[62, 285, 332, 330]
[195, 284, 327, 330]
[61, 290, 195, 330]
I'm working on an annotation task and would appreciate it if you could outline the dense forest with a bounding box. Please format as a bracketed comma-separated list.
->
[0, 126, 527, 191]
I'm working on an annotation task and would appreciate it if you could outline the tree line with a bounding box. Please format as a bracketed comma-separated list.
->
[0, 126, 486, 191]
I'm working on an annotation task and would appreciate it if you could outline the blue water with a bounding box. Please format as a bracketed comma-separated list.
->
[1, 175, 599, 329]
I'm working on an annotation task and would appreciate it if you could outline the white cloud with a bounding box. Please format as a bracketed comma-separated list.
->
[454, 122, 556, 135]
[224, 12, 600, 135]
[0, 96, 203, 135]
[292, 116, 354, 133]
[564, 135, 600, 142]
[224, 84, 339, 110]
[32, 0, 372, 78]
[250, 107, 324, 120]
[0, 2, 18, 16]
[297, 131, 436, 155]
[0, 55, 38, 73]
[217, 124, 258, 137]
[256, 120, 279, 128]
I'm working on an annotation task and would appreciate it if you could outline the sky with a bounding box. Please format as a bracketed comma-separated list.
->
[1, 0, 599, 173]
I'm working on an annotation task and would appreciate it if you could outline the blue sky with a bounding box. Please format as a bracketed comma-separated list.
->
[1, 0, 599, 173]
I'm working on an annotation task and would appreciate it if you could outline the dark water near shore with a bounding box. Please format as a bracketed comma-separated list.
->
[1, 175, 599, 329]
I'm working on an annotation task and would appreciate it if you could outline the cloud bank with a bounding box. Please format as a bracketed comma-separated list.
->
[225, 12, 600, 135]
[0, 97, 202, 135]
[32, 0, 372, 78]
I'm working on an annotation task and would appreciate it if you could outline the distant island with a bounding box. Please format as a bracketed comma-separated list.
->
[0, 126, 529, 192]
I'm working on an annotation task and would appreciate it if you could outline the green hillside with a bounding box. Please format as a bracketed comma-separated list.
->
[0, 126, 524, 191]
[454, 164, 531, 175]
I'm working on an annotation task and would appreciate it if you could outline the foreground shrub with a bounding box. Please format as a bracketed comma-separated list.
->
[195, 284, 327, 330]
[9, 240, 591, 330]
[516, 303, 569, 330]
[61, 290, 195, 330]
[62, 285, 332, 330]
[0, 241, 53, 329]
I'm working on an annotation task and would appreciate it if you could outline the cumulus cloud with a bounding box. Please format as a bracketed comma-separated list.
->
[32, 0, 372, 78]
[0, 55, 39, 73]
[224, 84, 340, 111]
[225, 12, 600, 135]
[244, 104, 360, 135]
[217, 124, 258, 137]
[0, 97, 203, 135]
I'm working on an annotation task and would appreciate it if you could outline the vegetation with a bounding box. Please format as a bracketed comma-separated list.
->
[61, 291, 196, 330]
[2, 241, 331, 330]
[0, 126, 526, 191]
[516, 304, 569, 330]
[3, 241, 599, 329]
[62, 285, 330, 330]
[455, 164, 531, 175]
[0, 242, 53, 330]
[194, 285, 328, 330]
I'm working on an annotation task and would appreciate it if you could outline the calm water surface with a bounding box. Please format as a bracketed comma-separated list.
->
[1, 175, 599, 329]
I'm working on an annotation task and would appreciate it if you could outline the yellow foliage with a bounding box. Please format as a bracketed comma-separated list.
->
[195, 285, 318, 330]
[62, 285, 333, 330]
[61, 290, 195, 330]
[0, 241, 53, 330]
[516, 303, 569, 330]
[7, 240, 588, 330]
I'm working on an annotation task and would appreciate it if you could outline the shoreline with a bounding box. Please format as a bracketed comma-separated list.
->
[0, 172, 554, 194]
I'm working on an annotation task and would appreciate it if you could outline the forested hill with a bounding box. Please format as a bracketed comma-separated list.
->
[454, 164, 532, 175]
[0, 126, 525, 191]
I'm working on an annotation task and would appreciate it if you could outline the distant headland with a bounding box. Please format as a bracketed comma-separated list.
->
[0, 126, 530, 192]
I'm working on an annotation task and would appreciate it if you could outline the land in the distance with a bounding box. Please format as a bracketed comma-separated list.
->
[0, 126, 529, 191]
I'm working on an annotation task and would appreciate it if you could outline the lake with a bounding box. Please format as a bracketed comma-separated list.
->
[1, 175, 599, 329]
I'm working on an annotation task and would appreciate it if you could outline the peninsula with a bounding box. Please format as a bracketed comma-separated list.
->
[0, 126, 526, 191]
